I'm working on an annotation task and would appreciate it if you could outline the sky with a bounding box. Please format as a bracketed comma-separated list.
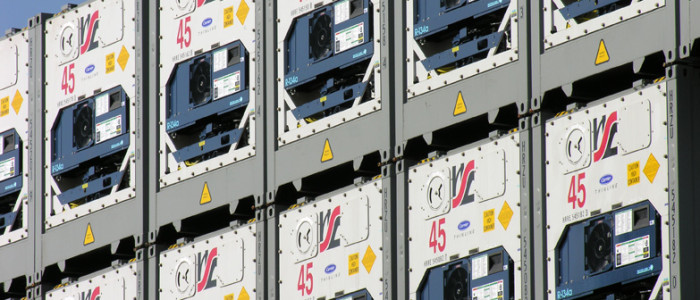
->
[0, 0, 76, 32]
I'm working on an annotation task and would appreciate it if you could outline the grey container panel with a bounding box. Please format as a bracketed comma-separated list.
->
[401, 0, 530, 142]
[155, 156, 264, 229]
[40, 197, 143, 269]
[272, 111, 391, 191]
[402, 62, 528, 143]
[40, 251, 146, 300]
[679, 0, 700, 58]
[533, 3, 677, 105]
[0, 239, 32, 285]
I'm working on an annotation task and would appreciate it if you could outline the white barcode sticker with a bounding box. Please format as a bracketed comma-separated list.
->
[213, 48, 228, 72]
[472, 280, 504, 300]
[615, 235, 651, 267]
[95, 93, 110, 117]
[95, 115, 123, 144]
[334, 22, 364, 53]
[471, 254, 489, 280]
[213, 71, 241, 100]
[334, 0, 350, 24]
[0, 157, 15, 181]
[615, 209, 633, 236]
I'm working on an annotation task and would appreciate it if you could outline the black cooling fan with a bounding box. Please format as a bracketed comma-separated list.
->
[190, 58, 212, 106]
[585, 221, 613, 273]
[444, 265, 469, 300]
[73, 104, 93, 150]
[310, 13, 332, 61]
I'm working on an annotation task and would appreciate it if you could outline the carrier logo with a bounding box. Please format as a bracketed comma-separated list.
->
[319, 206, 341, 253]
[451, 160, 475, 208]
[592, 111, 618, 162]
[196, 247, 219, 292]
[202, 17, 213, 27]
[77, 286, 101, 300]
[85, 64, 96, 74]
[325, 264, 337, 274]
[458, 220, 471, 231]
[79, 10, 100, 55]
[599, 174, 613, 185]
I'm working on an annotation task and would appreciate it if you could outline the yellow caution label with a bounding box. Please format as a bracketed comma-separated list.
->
[321, 139, 334, 162]
[225, 294, 234, 300]
[362, 245, 376, 273]
[117, 46, 130, 71]
[236, 0, 250, 26]
[199, 140, 206, 147]
[627, 161, 640, 186]
[106, 53, 115, 74]
[453, 91, 466, 116]
[200, 182, 212, 205]
[644, 153, 660, 183]
[238, 287, 250, 300]
[224, 6, 234, 28]
[11, 90, 23, 115]
[348, 253, 360, 275]
[82, 183, 89, 189]
[498, 201, 513, 230]
[483, 209, 495, 232]
[84, 223, 95, 245]
[105, 52, 115, 74]
[320, 96, 327, 103]
[595, 40, 610, 65]
[0, 97, 9, 117]
[452, 46, 459, 53]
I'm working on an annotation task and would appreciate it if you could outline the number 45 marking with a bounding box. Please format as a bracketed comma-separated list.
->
[297, 262, 313, 296]
[568, 172, 586, 209]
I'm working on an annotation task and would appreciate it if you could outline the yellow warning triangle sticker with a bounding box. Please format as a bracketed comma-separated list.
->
[200, 182, 212, 205]
[321, 139, 334, 162]
[453, 91, 466, 116]
[84, 224, 95, 245]
[238, 287, 250, 300]
[595, 40, 610, 65]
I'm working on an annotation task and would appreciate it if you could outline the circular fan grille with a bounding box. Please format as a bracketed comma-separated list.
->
[190, 59, 212, 106]
[445, 267, 469, 300]
[585, 222, 613, 273]
[310, 14, 333, 60]
[73, 105, 93, 149]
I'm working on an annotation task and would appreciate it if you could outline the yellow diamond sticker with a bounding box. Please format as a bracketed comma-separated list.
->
[200, 182, 212, 204]
[454, 91, 466, 116]
[498, 201, 513, 230]
[0, 97, 9, 117]
[348, 253, 359, 275]
[362, 245, 376, 273]
[224, 6, 234, 28]
[117, 46, 130, 71]
[627, 161, 640, 186]
[238, 286, 249, 300]
[236, 0, 249, 26]
[483, 209, 495, 232]
[321, 139, 333, 162]
[644, 153, 660, 183]
[11, 90, 22, 115]
[84, 223, 95, 245]
[106, 53, 115, 74]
